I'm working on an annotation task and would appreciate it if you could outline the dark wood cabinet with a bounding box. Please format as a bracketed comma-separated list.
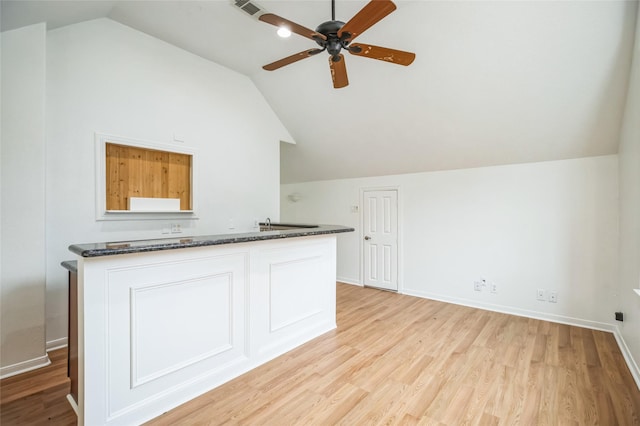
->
[62, 261, 78, 405]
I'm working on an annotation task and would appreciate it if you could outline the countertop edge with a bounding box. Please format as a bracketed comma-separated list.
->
[61, 260, 78, 272]
[69, 225, 354, 258]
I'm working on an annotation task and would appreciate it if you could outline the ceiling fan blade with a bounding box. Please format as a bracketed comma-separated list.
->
[338, 0, 396, 42]
[259, 13, 327, 41]
[263, 49, 324, 71]
[349, 44, 415, 66]
[329, 54, 349, 89]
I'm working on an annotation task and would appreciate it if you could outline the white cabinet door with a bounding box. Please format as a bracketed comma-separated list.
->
[249, 236, 337, 359]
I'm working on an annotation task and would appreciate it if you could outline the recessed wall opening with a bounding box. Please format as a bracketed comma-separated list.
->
[94, 133, 197, 220]
[105, 143, 192, 211]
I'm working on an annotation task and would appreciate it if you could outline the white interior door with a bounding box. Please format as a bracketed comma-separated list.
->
[362, 190, 398, 291]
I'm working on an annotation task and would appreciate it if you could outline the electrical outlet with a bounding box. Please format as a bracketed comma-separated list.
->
[474, 281, 482, 291]
[536, 289, 546, 301]
[548, 291, 557, 303]
[490, 282, 498, 293]
[171, 223, 182, 234]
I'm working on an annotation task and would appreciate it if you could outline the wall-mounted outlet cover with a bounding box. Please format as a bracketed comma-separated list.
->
[548, 291, 557, 303]
[474, 281, 482, 291]
[490, 282, 498, 293]
[537, 289, 546, 301]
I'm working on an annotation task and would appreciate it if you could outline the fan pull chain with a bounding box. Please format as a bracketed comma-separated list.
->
[331, 0, 335, 20]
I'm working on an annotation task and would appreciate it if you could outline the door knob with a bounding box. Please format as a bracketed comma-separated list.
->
[364, 236, 371, 240]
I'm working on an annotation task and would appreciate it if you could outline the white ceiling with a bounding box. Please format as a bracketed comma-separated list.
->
[2, 0, 638, 183]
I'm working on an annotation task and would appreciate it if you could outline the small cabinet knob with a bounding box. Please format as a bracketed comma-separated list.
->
[364, 236, 371, 240]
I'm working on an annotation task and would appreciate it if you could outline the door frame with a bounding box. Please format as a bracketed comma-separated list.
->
[359, 186, 402, 293]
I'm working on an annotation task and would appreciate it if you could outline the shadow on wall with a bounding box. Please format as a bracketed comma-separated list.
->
[1, 281, 47, 370]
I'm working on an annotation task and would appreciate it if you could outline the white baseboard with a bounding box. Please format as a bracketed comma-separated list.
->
[612, 327, 640, 391]
[0, 338, 67, 379]
[0, 354, 51, 379]
[402, 288, 615, 332]
[66, 394, 79, 416]
[47, 337, 68, 352]
[336, 277, 362, 287]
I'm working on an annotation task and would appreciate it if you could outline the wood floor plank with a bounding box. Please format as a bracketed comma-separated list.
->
[0, 349, 69, 405]
[3, 283, 640, 425]
[298, 382, 368, 425]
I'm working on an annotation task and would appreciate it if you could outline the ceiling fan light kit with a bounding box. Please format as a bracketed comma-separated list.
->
[258, 0, 416, 89]
[276, 27, 292, 38]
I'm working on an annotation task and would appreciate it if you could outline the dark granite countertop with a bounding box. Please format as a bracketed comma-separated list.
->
[69, 224, 354, 258]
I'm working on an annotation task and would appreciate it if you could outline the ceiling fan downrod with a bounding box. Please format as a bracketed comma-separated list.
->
[314, 1, 362, 62]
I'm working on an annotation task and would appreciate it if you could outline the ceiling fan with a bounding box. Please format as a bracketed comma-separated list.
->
[258, 0, 415, 89]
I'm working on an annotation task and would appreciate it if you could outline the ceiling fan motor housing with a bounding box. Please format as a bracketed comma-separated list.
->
[315, 20, 355, 61]
[315, 20, 345, 36]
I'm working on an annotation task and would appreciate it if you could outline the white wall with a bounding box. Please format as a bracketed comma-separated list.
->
[32, 19, 288, 353]
[0, 24, 48, 374]
[282, 155, 619, 329]
[617, 4, 640, 380]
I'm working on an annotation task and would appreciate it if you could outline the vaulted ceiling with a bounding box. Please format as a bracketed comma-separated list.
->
[2, 0, 638, 183]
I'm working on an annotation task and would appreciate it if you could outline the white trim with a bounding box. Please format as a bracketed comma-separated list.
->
[0, 354, 51, 379]
[128, 273, 236, 388]
[67, 394, 80, 416]
[94, 132, 199, 221]
[336, 277, 362, 287]
[403, 288, 617, 332]
[612, 328, 640, 391]
[47, 337, 68, 351]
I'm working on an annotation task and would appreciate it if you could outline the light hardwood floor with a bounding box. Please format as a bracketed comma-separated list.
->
[3, 283, 640, 425]
[0, 347, 76, 425]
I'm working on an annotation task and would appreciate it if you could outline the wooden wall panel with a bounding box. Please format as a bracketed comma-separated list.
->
[105, 143, 191, 211]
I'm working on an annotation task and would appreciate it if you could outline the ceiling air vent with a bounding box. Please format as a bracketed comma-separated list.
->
[232, 0, 267, 19]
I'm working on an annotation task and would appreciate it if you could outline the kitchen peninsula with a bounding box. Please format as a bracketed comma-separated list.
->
[67, 224, 353, 425]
